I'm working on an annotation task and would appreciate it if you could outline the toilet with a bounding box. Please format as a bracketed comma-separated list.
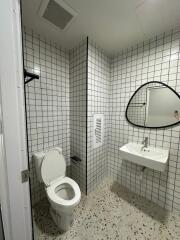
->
[33, 147, 81, 231]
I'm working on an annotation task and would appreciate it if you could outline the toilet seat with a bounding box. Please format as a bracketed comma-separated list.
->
[47, 176, 81, 207]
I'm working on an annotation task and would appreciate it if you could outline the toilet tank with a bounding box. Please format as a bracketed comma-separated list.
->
[32, 151, 45, 183]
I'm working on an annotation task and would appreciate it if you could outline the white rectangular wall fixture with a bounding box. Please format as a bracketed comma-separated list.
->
[93, 114, 104, 149]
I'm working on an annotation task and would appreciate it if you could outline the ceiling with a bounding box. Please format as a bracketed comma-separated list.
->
[22, 0, 180, 54]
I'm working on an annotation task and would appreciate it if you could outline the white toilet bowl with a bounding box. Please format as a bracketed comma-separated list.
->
[47, 176, 81, 213]
[33, 147, 81, 231]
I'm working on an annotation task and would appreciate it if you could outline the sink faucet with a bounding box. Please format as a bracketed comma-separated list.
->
[142, 137, 148, 149]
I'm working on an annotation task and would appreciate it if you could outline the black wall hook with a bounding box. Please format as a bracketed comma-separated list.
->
[24, 69, 39, 84]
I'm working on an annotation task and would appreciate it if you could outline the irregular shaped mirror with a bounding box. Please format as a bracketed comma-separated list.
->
[126, 81, 180, 128]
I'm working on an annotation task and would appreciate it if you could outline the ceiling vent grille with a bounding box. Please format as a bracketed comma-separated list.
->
[39, 0, 78, 31]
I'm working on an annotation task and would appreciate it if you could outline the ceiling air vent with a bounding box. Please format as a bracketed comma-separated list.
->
[39, 0, 78, 31]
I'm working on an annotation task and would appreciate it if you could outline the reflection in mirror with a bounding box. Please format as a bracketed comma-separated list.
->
[126, 81, 180, 128]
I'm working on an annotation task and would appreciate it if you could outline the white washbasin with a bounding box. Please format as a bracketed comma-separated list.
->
[119, 142, 169, 172]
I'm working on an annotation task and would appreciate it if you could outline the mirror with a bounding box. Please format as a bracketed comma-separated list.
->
[126, 81, 180, 128]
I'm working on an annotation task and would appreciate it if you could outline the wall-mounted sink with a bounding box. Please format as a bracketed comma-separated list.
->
[119, 142, 169, 172]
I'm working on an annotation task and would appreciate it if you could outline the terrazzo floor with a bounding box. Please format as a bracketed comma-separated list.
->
[33, 178, 180, 240]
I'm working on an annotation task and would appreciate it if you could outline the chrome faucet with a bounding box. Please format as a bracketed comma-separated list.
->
[141, 137, 148, 150]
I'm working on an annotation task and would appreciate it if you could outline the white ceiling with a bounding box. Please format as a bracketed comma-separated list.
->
[22, 0, 180, 54]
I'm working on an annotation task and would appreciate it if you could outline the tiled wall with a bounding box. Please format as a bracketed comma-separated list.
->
[69, 39, 87, 193]
[108, 29, 180, 212]
[87, 40, 110, 193]
[23, 28, 70, 204]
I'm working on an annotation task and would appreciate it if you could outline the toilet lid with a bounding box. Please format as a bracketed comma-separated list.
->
[41, 149, 66, 186]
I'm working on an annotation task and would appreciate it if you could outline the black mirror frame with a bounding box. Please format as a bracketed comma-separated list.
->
[125, 81, 180, 129]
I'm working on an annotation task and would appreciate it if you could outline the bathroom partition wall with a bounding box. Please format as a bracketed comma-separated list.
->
[69, 39, 111, 193]
[87, 40, 110, 192]
[69, 39, 87, 193]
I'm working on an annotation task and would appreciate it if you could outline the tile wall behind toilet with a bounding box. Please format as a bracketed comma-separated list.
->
[108, 28, 180, 212]
[23, 28, 70, 204]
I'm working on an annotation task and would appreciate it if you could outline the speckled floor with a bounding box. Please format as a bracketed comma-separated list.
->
[33, 178, 180, 240]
